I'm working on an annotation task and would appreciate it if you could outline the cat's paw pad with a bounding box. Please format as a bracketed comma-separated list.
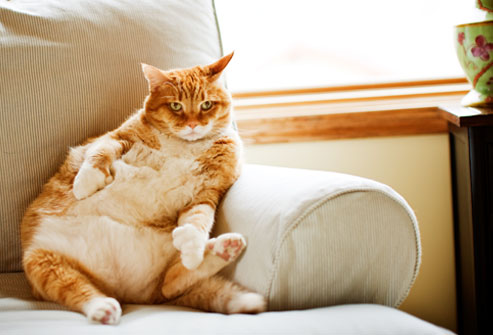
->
[172, 224, 206, 270]
[207, 233, 246, 262]
[83, 297, 121, 325]
[73, 164, 109, 200]
[227, 292, 266, 314]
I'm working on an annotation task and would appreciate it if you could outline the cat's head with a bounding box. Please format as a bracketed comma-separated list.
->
[141, 53, 234, 141]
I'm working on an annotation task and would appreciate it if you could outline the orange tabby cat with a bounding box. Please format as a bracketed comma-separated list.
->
[20, 53, 266, 325]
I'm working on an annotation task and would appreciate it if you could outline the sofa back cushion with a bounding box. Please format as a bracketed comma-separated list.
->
[0, 0, 222, 272]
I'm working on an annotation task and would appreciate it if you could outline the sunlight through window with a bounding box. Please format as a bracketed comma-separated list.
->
[215, 0, 481, 92]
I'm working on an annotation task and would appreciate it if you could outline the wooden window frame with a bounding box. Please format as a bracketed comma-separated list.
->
[233, 78, 470, 144]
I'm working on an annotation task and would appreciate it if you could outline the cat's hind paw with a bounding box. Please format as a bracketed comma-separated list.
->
[172, 224, 207, 270]
[73, 163, 112, 200]
[207, 233, 246, 263]
[227, 292, 266, 314]
[83, 297, 121, 325]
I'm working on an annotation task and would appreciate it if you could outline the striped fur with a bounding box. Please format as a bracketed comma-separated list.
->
[21, 53, 266, 325]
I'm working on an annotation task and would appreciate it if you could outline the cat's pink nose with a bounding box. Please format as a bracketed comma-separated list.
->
[188, 121, 198, 129]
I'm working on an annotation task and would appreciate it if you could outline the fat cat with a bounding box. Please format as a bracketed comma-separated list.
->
[20, 53, 266, 325]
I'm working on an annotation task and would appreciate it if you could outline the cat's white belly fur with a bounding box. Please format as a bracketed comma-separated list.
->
[29, 133, 232, 302]
[30, 215, 175, 302]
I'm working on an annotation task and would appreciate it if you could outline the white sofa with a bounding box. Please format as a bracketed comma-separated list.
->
[0, 1, 454, 334]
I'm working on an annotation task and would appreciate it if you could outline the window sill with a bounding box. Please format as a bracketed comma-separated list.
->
[233, 78, 470, 144]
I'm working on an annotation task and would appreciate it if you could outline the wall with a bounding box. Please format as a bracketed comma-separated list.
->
[243, 133, 457, 332]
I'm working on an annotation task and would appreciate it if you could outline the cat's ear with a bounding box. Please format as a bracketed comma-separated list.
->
[142, 63, 168, 92]
[205, 52, 234, 81]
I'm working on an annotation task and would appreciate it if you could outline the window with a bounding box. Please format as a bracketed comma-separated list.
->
[215, 0, 479, 93]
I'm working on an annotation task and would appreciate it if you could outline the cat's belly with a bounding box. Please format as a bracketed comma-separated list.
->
[28, 215, 177, 303]
[69, 156, 200, 227]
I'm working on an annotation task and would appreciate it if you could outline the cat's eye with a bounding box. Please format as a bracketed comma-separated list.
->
[169, 102, 183, 112]
[200, 101, 213, 111]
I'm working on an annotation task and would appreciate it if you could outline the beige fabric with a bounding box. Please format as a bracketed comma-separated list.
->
[0, 273, 453, 335]
[215, 164, 421, 310]
[0, 0, 222, 272]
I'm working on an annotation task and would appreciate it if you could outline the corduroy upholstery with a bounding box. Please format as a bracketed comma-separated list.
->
[215, 165, 420, 311]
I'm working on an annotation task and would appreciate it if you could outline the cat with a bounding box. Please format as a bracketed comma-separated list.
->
[20, 52, 266, 325]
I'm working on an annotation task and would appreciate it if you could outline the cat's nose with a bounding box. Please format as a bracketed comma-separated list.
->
[188, 121, 198, 129]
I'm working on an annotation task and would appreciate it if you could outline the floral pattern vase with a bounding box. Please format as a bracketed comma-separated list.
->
[477, 0, 493, 13]
[455, 4, 493, 107]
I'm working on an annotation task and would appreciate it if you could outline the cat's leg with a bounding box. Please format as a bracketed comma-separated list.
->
[172, 136, 240, 270]
[169, 275, 266, 314]
[23, 248, 121, 325]
[172, 204, 216, 270]
[73, 136, 127, 200]
[162, 233, 246, 300]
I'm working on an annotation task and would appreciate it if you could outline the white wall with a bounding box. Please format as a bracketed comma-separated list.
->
[243, 134, 457, 332]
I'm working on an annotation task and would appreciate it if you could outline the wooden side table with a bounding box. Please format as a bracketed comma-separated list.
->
[439, 105, 493, 335]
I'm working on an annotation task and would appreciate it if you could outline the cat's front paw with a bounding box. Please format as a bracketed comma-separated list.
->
[83, 297, 121, 325]
[172, 224, 207, 270]
[73, 163, 112, 200]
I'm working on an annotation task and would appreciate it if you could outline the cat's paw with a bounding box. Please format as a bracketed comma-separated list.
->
[73, 163, 112, 200]
[207, 233, 246, 263]
[172, 224, 207, 270]
[227, 292, 266, 314]
[83, 297, 121, 325]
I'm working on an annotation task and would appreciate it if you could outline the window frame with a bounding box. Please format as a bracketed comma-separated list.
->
[232, 77, 470, 144]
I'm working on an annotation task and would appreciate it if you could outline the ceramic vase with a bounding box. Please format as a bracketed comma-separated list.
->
[454, 1, 493, 106]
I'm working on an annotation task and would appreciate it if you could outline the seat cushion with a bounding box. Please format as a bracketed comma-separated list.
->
[0, 273, 454, 335]
[0, 0, 222, 272]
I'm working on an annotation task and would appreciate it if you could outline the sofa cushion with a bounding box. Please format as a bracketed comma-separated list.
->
[0, 0, 222, 272]
[215, 164, 421, 310]
[0, 273, 453, 335]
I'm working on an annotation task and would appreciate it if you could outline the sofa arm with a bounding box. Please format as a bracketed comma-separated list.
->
[214, 164, 421, 311]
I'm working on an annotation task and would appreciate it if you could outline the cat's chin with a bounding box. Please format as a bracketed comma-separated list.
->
[179, 133, 207, 142]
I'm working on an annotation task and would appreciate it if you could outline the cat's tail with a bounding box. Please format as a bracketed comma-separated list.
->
[170, 275, 266, 314]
